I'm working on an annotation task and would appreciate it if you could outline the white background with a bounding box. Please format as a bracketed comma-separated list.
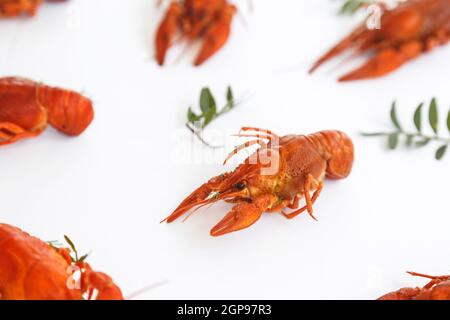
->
[0, 0, 449, 299]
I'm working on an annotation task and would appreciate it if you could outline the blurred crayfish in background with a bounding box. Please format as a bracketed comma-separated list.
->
[0, 223, 123, 300]
[155, 0, 237, 66]
[379, 271, 450, 300]
[0, 0, 67, 17]
[311, 0, 450, 81]
[0, 77, 94, 147]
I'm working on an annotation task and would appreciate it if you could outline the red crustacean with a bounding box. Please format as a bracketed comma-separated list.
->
[310, 0, 450, 81]
[164, 128, 354, 237]
[0, 77, 94, 146]
[0, 223, 123, 300]
[0, 0, 67, 17]
[378, 271, 450, 300]
[155, 0, 237, 66]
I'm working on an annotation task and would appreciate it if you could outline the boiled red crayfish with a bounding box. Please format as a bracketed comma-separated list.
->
[0, 0, 67, 17]
[378, 271, 450, 300]
[0, 223, 123, 300]
[0, 77, 94, 146]
[310, 0, 450, 81]
[155, 0, 237, 66]
[164, 128, 354, 236]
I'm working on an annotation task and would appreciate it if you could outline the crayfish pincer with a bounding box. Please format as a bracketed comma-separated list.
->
[310, 0, 450, 81]
[378, 272, 450, 300]
[0, 77, 94, 146]
[164, 128, 354, 237]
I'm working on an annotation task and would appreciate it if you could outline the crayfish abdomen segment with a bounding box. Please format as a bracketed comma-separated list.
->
[0, 78, 47, 132]
[0, 77, 94, 146]
[305, 131, 354, 180]
[37, 85, 94, 136]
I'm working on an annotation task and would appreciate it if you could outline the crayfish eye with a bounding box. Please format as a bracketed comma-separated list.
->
[234, 182, 246, 191]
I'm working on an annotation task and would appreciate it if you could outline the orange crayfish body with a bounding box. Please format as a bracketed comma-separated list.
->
[0, 223, 123, 300]
[378, 272, 450, 300]
[0, 0, 42, 16]
[164, 128, 354, 237]
[310, 0, 450, 81]
[155, 0, 236, 66]
[0, 0, 67, 17]
[0, 77, 94, 146]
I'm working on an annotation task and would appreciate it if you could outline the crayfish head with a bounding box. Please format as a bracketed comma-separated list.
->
[164, 163, 264, 223]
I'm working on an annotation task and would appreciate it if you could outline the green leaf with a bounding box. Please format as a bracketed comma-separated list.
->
[447, 109, 450, 133]
[187, 107, 201, 124]
[340, 0, 364, 14]
[413, 102, 423, 133]
[429, 98, 439, 135]
[390, 101, 402, 131]
[78, 253, 89, 262]
[203, 110, 216, 127]
[406, 135, 414, 147]
[199, 88, 217, 115]
[415, 138, 430, 147]
[226, 86, 234, 106]
[199, 88, 217, 128]
[64, 235, 78, 261]
[435, 144, 448, 160]
[64, 235, 76, 253]
[388, 133, 399, 149]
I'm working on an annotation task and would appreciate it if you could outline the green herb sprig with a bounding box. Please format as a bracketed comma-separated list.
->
[64, 235, 89, 263]
[186, 86, 237, 149]
[48, 236, 89, 263]
[362, 99, 450, 160]
[339, 0, 368, 14]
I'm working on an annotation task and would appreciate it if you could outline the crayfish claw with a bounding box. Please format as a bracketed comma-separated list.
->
[210, 203, 263, 237]
[338, 45, 419, 81]
[84, 271, 124, 300]
[155, 2, 183, 66]
[210, 195, 275, 237]
[194, 4, 236, 66]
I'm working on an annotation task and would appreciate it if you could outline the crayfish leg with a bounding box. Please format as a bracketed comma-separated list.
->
[239, 127, 279, 140]
[223, 139, 267, 165]
[0, 122, 43, 146]
[282, 176, 323, 221]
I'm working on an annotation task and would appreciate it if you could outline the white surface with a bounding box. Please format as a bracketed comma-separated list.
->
[1, 0, 450, 300]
